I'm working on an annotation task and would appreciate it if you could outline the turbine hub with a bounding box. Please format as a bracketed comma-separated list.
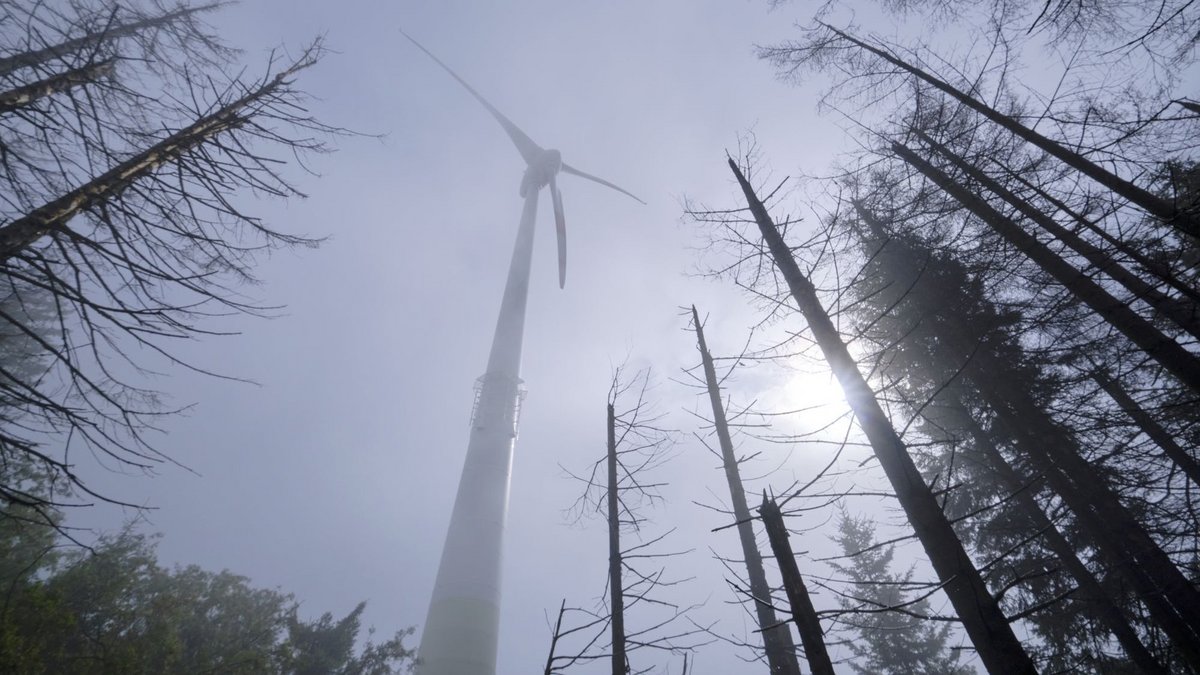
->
[519, 148, 562, 197]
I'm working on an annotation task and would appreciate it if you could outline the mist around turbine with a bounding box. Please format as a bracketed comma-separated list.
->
[399, 30, 646, 675]
[400, 30, 643, 289]
[4, 2, 1200, 675]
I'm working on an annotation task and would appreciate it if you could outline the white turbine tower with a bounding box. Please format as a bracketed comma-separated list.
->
[402, 33, 643, 675]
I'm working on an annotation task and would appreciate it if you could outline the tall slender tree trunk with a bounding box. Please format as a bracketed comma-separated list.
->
[691, 306, 801, 675]
[759, 495, 835, 675]
[607, 403, 627, 675]
[946, 403, 1170, 674]
[994, 162, 1200, 307]
[978, 364, 1200, 669]
[0, 58, 115, 114]
[915, 130, 1200, 341]
[0, 60, 313, 261]
[853, 203, 1200, 669]
[0, 3, 220, 78]
[544, 600, 569, 675]
[1177, 100, 1200, 115]
[1091, 369, 1200, 488]
[818, 23, 1197, 237]
[727, 157, 1037, 675]
[893, 142, 1200, 396]
[859, 204, 1200, 667]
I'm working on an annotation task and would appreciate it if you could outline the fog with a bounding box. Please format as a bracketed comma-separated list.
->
[38, 0, 1199, 673]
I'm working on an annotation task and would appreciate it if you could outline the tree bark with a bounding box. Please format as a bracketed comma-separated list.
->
[0, 60, 312, 261]
[728, 157, 1037, 675]
[1091, 369, 1200, 489]
[950, 405, 1170, 674]
[994, 163, 1200, 307]
[1176, 100, 1200, 115]
[893, 142, 1200, 397]
[916, 130, 1200, 341]
[544, 600, 568, 675]
[854, 201, 1200, 669]
[759, 495, 835, 675]
[607, 403, 627, 675]
[691, 306, 801, 675]
[0, 4, 220, 78]
[978, 363, 1200, 669]
[0, 58, 115, 114]
[820, 24, 1197, 237]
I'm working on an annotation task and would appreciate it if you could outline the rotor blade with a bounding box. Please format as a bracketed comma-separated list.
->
[560, 162, 645, 204]
[400, 29, 542, 165]
[551, 177, 567, 289]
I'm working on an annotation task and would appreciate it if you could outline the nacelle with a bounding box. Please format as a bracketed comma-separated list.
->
[519, 148, 562, 197]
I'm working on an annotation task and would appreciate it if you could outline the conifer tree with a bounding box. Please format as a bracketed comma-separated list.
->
[845, 205, 1197, 670]
[724, 157, 1038, 674]
[831, 513, 974, 675]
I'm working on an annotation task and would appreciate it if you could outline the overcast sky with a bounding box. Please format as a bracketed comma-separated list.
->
[63, 1, 1200, 673]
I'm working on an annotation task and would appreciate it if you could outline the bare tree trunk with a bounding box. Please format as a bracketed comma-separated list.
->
[759, 495, 834, 675]
[1091, 369, 1200, 488]
[0, 58, 115, 114]
[607, 402, 627, 675]
[853, 202, 1200, 668]
[951, 405, 1170, 674]
[0, 3, 220, 78]
[0, 58, 314, 261]
[727, 157, 1037, 675]
[544, 600, 568, 675]
[916, 130, 1200, 341]
[818, 24, 1197, 237]
[979, 366, 1200, 669]
[1176, 100, 1200, 115]
[893, 142, 1200, 396]
[995, 163, 1200, 307]
[691, 306, 801, 675]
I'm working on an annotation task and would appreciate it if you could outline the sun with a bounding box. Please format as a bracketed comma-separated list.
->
[778, 367, 848, 417]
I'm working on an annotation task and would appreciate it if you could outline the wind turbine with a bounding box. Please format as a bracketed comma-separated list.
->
[401, 31, 643, 675]
[403, 32, 643, 288]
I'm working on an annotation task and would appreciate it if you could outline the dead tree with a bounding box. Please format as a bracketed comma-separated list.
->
[759, 494, 835, 675]
[849, 206, 1200, 668]
[555, 369, 705, 674]
[762, 24, 1199, 237]
[0, 1, 337, 523]
[0, 58, 115, 113]
[689, 306, 801, 675]
[0, 55, 316, 260]
[725, 156, 1037, 674]
[1090, 367, 1200, 489]
[0, 2, 223, 77]
[606, 400, 628, 674]
[994, 163, 1200, 308]
[542, 600, 610, 675]
[828, 0, 1200, 80]
[892, 142, 1200, 396]
[937, 397, 1169, 673]
[914, 130, 1200, 342]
